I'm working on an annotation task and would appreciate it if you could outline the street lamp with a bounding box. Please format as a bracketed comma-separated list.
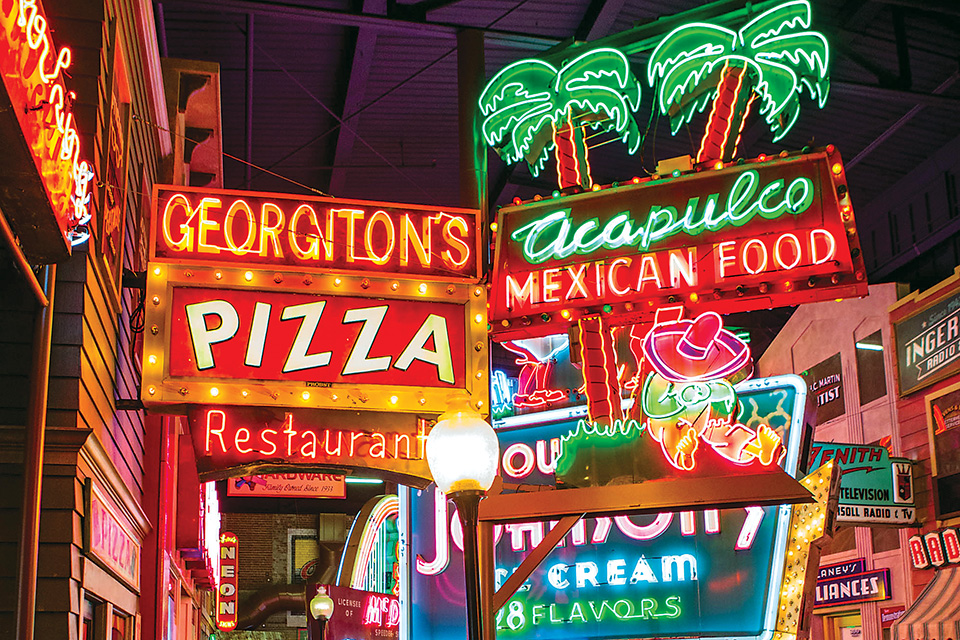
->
[309, 586, 334, 640]
[426, 408, 500, 640]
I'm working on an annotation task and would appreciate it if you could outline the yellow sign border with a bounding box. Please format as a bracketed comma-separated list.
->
[141, 263, 489, 416]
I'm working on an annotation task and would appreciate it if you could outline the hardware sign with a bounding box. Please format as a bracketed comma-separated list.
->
[809, 442, 915, 525]
[152, 185, 480, 279]
[894, 289, 960, 395]
[227, 473, 346, 498]
[490, 150, 866, 339]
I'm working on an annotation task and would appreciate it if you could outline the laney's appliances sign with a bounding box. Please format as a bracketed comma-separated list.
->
[489, 149, 867, 339]
[407, 376, 806, 640]
[813, 559, 890, 608]
[809, 443, 915, 525]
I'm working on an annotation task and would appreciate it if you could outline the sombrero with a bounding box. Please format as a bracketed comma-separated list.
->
[641, 307, 751, 383]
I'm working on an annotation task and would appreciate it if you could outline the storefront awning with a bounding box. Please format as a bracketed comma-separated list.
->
[893, 566, 960, 640]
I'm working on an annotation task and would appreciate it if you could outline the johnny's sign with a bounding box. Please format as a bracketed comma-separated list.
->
[142, 192, 487, 414]
[188, 406, 432, 487]
[490, 149, 866, 339]
[152, 185, 480, 279]
[408, 375, 807, 640]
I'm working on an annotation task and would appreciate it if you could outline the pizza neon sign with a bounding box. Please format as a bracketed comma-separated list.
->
[144, 187, 487, 415]
[152, 185, 480, 279]
[490, 148, 866, 339]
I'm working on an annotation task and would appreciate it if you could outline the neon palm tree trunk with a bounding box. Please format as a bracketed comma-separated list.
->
[553, 113, 592, 189]
[578, 316, 622, 426]
[697, 64, 756, 163]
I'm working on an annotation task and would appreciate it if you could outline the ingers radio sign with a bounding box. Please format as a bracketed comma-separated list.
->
[490, 148, 867, 339]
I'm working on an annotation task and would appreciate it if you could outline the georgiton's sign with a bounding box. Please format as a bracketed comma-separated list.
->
[809, 443, 915, 525]
[406, 376, 806, 640]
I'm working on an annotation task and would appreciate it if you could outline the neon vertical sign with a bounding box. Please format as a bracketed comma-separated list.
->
[217, 532, 239, 630]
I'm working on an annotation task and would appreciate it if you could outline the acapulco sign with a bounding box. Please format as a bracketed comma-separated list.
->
[490, 148, 867, 339]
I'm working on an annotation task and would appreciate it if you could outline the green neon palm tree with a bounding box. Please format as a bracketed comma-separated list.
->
[479, 47, 642, 190]
[647, 0, 829, 163]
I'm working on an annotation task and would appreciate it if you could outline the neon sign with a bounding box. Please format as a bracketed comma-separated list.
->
[0, 0, 93, 252]
[555, 308, 786, 487]
[217, 532, 239, 630]
[406, 375, 808, 640]
[142, 265, 488, 415]
[490, 149, 866, 339]
[511, 169, 815, 262]
[152, 186, 479, 279]
[170, 288, 465, 386]
[647, 0, 830, 162]
[479, 47, 641, 189]
[187, 406, 433, 487]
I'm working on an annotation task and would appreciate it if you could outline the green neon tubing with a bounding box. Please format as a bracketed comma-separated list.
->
[479, 47, 642, 179]
[647, 0, 829, 144]
[511, 169, 815, 264]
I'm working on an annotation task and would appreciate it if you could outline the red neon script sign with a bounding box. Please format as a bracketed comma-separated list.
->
[168, 287, 466, 387]
[0, 0, 93, 249]
[490, 148, 866, 339]
[217, 533, 238, 630]
[188, 406, 433, 486]
[152, 185, 480, 279]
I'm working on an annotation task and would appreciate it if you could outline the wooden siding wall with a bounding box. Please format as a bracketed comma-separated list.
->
[890, 270, 960, 600]
[0, 0, 167, 637]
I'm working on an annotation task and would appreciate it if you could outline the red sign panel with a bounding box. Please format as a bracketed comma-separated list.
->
[151, 185, 480, 279]
[187, 406, 433, 487]
[217, 532, 238, 630]
[168, 287, 466, 387]
[490, 148, 867, 339]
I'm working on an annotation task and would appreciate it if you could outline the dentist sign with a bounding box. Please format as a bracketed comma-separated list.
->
[405, 376, 808, 640]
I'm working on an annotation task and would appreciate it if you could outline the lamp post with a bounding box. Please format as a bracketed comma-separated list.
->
[308, 586, 334, 640]
[426, 409, 499, 640]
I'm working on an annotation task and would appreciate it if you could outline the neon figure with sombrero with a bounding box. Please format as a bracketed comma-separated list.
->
[630, 306, 785, 471]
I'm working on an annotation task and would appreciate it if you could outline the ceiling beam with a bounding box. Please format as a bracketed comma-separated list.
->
[831, 81, 960, 109]
[846, 72, 960, 169]
[173, 0, 559, 48]
[328, 0, 386, 196]
[873, 0, 960, 18]
[575, 0, 626, 42]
